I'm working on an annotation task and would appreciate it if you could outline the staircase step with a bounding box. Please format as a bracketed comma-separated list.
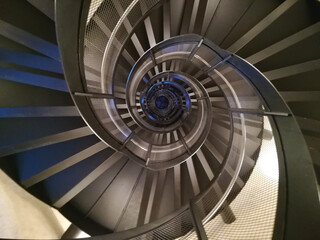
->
[0, 67, 68, 92]
[0, 48, 63, 74]
[27, 0, 55, 21]
[0, 20, 59, 60]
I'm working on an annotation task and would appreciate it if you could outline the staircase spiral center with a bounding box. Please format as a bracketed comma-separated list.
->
[141, 81, 189, 126]
[155, 96, 169, 109]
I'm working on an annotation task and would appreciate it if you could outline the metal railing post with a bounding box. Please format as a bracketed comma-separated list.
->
[190, 201, 208, 240]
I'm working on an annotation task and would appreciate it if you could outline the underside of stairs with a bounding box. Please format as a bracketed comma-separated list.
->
[0, 0, 319, 239]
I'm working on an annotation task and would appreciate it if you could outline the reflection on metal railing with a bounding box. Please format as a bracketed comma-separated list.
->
[80, 1, 278, 239]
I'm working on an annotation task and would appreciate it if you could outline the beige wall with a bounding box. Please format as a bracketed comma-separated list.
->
[0, 170, 70, 239]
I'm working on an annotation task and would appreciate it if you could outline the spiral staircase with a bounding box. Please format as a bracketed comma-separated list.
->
[0, 0, 319, 239]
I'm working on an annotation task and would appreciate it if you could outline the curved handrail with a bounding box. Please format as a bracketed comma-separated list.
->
[227, 56, 320, 240]
[55, 1, 320, 239]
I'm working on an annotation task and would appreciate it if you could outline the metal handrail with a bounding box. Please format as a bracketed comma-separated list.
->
[55, 0, 320, 239]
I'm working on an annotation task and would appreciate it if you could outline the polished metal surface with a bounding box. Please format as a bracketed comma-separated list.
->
[1, 0, 320, 239]
[74, 0, 267, 233]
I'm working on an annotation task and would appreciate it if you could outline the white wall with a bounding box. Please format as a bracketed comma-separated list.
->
[0, 170, 70, 239]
